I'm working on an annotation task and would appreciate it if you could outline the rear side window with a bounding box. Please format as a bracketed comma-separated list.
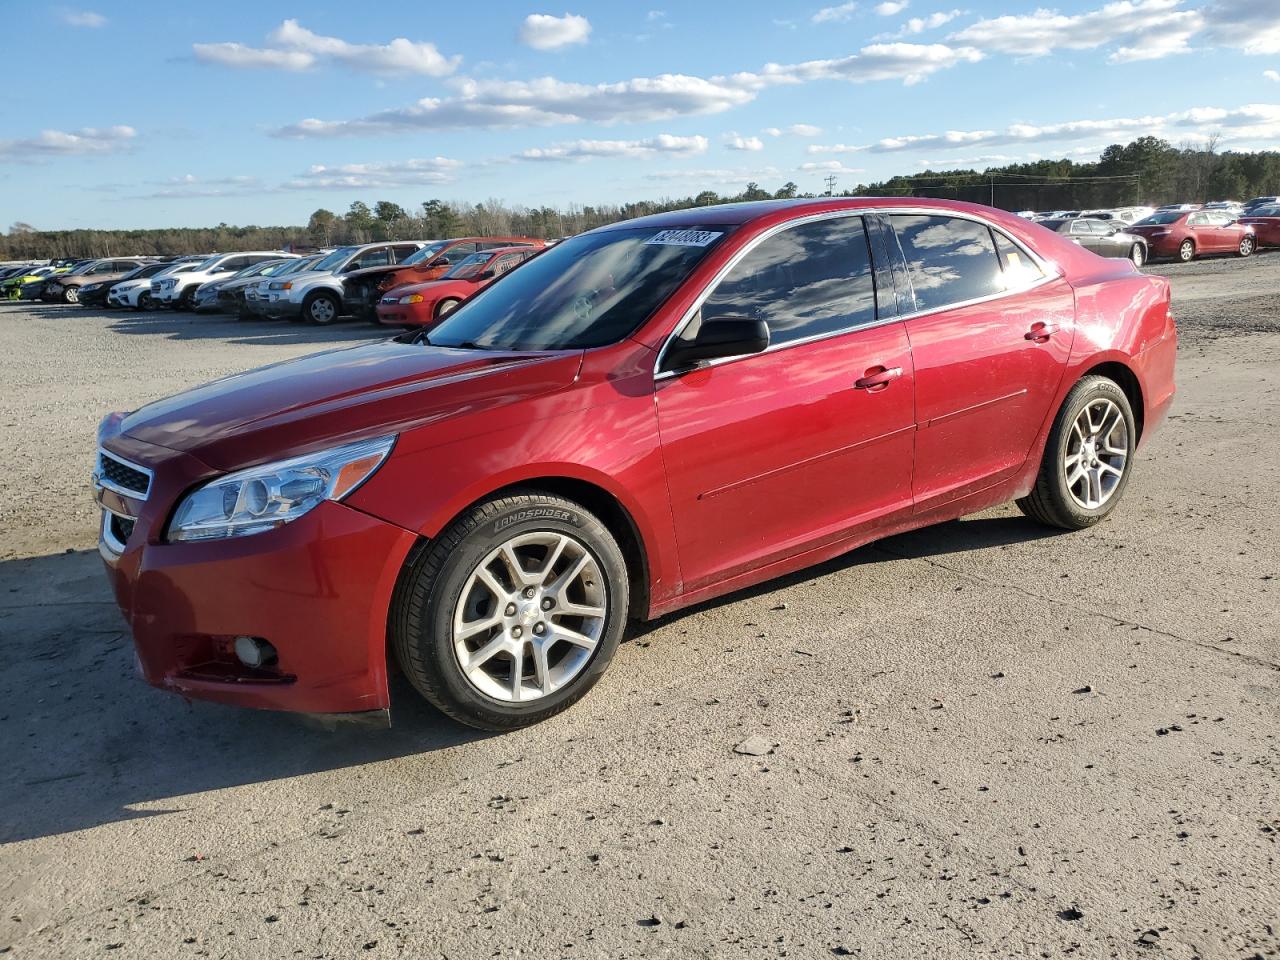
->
[891, 214, 1003, 312]
[700, 215, 878, 346]
[992, 231, 1044, 291]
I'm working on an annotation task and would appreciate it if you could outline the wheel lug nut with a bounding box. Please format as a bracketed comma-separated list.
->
[534, 623, 545, 635]
[505, 603, 517, 616]
[511, 626, 523, 639]
[541, 597, 554, 610]
[524, 587, 536, 599]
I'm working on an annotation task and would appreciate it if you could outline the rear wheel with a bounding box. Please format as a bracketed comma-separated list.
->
[1130, 243, 1145, 267]
[62, 286, 79, 304]
[303, 291, 340, 325]
[1238, 235, 1256, 257]
[1017, 376, 1136, 530]
[434, 298, 461, 320]
[1178, 239, 1196, 262]
[391, 491, 629, 730]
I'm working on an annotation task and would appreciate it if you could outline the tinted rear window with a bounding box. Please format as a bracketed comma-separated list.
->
[891, 215, 1003, 312]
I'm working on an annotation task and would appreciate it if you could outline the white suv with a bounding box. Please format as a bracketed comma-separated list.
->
[259, 242, 424, 324]
[152, 251, 295, 309]
[110, 259, 203, 309]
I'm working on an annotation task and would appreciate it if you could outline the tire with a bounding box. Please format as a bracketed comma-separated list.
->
[435, 298, 461, 320]
[137, 292, 153, 312]
[391, 491, 630, 731]
[1017, 375, 1137, 530]
[303, 290, 341, 325]
[62, 286, 79, 304]
[1129, 243, 1145, 267]
[1178, 239, 1196, 262]
[1238, 235, 1255, 257]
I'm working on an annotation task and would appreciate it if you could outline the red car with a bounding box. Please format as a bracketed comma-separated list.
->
[366, 236, 545, 296]
[1128, 209, 1257, 262]
[1237, 204, 1280, 248]
[94, 198, 1177, 731]
[376, 246, 540, 328]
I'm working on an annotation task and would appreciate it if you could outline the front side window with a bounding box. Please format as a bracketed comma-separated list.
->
[428, 225, 729, 351]
[442, 252, 491, 280]
[891, 214, 1003, 313]
[348, 248, 390, 270]
[699, 215, 877, 346]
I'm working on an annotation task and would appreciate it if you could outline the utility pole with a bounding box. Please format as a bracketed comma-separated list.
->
[824, 174, 837, 197]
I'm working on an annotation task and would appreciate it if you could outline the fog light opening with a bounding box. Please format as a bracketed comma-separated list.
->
[233, 636, 278, 669]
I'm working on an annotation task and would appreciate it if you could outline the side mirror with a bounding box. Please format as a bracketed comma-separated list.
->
[662, 316, 770, 371]
[431, 257, 451, 267]
[475, 269, 496, 280]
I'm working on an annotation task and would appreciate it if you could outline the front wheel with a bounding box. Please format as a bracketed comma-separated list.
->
[1017, 376, 1136, 530]
[1178, 239, 1196, 262]
[434, 298, 461, 320]
[303, 291, 340, 325]
[391, 491, 630, 730]
[1130, 243, 1145, 267]
[1238, 235, 1256, 257]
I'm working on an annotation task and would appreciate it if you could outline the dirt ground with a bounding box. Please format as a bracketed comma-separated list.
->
[0, 255, 1278, 959]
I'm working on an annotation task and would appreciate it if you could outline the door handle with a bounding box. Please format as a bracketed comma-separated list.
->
[1025, 321, 1059, 343]
[854, 365, 903, 391]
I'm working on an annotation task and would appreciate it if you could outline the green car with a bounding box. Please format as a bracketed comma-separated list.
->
[2, 266, 58, 300]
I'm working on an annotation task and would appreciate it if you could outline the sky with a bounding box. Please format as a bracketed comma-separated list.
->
[2, 0, 1278, 230]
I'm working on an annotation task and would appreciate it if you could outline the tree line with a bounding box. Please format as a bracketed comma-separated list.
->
[4, 137, 1278, 261]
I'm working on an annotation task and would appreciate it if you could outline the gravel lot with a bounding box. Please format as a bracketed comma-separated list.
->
[1, 255, 1278, 959]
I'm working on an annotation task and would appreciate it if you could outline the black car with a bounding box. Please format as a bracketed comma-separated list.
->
[77, 261, 168, 308]
[1036, 217, 1149, 266]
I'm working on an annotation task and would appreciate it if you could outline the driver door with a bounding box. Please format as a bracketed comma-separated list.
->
[655, 215, 916, 594]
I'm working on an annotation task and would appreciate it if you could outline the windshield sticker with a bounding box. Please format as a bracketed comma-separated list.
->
[645, 229, 723, 247]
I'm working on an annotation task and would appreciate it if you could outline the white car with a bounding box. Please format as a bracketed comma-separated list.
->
[152, 251, 296, 309]
[109, 260, 203, 309]
[258, 241, 425, 324]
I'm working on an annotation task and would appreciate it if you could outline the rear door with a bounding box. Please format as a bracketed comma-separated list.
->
[887, 213, 1075, 513]
[655, 213, 916, 593]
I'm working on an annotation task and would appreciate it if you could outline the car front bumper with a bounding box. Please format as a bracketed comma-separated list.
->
[375, 298, 434, 327]
[96, 443, 417, 713]
[258, 295, 303, 319]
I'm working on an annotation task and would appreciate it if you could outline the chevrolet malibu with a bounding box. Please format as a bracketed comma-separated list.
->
[1128, 208, 1256, 262]
[95, 198, 1177, 731]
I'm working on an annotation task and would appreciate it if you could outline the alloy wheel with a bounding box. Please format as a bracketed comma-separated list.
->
[1063, 398, 1129, 510]
[451, 531, 607, 703]
[1240, 237, 1255, 257]
[64, 287, 79, 303]
[1179, 240, 1195, 262]
[309, 297, 336, 323]
[1131, 244, 1145, 267]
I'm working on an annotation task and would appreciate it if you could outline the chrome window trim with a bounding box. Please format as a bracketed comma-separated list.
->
[96, 448, 153, 500]
[653, 206, 1059, 381]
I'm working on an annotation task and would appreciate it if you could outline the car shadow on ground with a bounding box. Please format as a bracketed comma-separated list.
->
[0, 302, 389, 348]
[0, 516, 1056, 844]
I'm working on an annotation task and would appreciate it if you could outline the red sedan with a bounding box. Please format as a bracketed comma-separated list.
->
[94, 198, 1176, 730]
[1128, 209, 1257, 262]
[376, 246, 540, 328]
[1237, 204, 1280, 248]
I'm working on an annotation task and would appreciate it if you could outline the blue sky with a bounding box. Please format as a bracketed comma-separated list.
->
[3, 0, 1278, 229]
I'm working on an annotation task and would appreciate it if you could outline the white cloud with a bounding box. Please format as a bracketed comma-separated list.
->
[647, 10, 667, 20]
[519, 13, 592, 50]
[517, 134, 708, 160]
[763, 127, 783, 136]
[951, 0, 1203, 62]
[137, 175, 264, 199]
[284, 157, 463, 190]
[789, 123, 824, 136]
[1202, 0, 1280, 54]
[876, 1, 910, 14]
[806, 103, 1280, 156]
[1266, 69, 1280, 82]
[892, 10, 961, 35]
[813, 2, 860, 22]
[194, 19, 460, 75]
[799, 160, 867, 174]
[277, 41, 981, 137]
[725, 133, 765, 151]
[0, 125, 135, 160]
[61, 10, 106, 27]
[645, 166, 783, 184]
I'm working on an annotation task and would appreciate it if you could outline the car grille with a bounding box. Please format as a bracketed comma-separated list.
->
[109, 514, 136, 544]
[99, 451, 151, 497]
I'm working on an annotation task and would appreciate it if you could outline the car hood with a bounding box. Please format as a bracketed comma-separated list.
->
[119, 338, 583, 471]
[389, 277, 475, 298]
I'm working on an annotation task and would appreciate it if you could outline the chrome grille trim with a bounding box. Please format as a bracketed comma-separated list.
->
[96, 449, 153, 500]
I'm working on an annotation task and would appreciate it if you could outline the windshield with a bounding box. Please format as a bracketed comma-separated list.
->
[1136, 212, 1184, 225]
[66, 261, 100, 276]
[442, 251, 493, 279]
[311, 246, 358, 273]
[428, 226, 729, 351]
[398, 240, 451, 267]
[1038, 219, 1069, 231]
[120, 263, 163, 281]
[1250, 205, 1280, 217]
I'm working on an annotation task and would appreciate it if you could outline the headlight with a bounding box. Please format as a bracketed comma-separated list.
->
[166, 435, 396, 542]
[400, 294, 425, 304]
[269, 281, 293, 291]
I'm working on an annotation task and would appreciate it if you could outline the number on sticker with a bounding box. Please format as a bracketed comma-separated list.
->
[645, 229, 723, 247]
